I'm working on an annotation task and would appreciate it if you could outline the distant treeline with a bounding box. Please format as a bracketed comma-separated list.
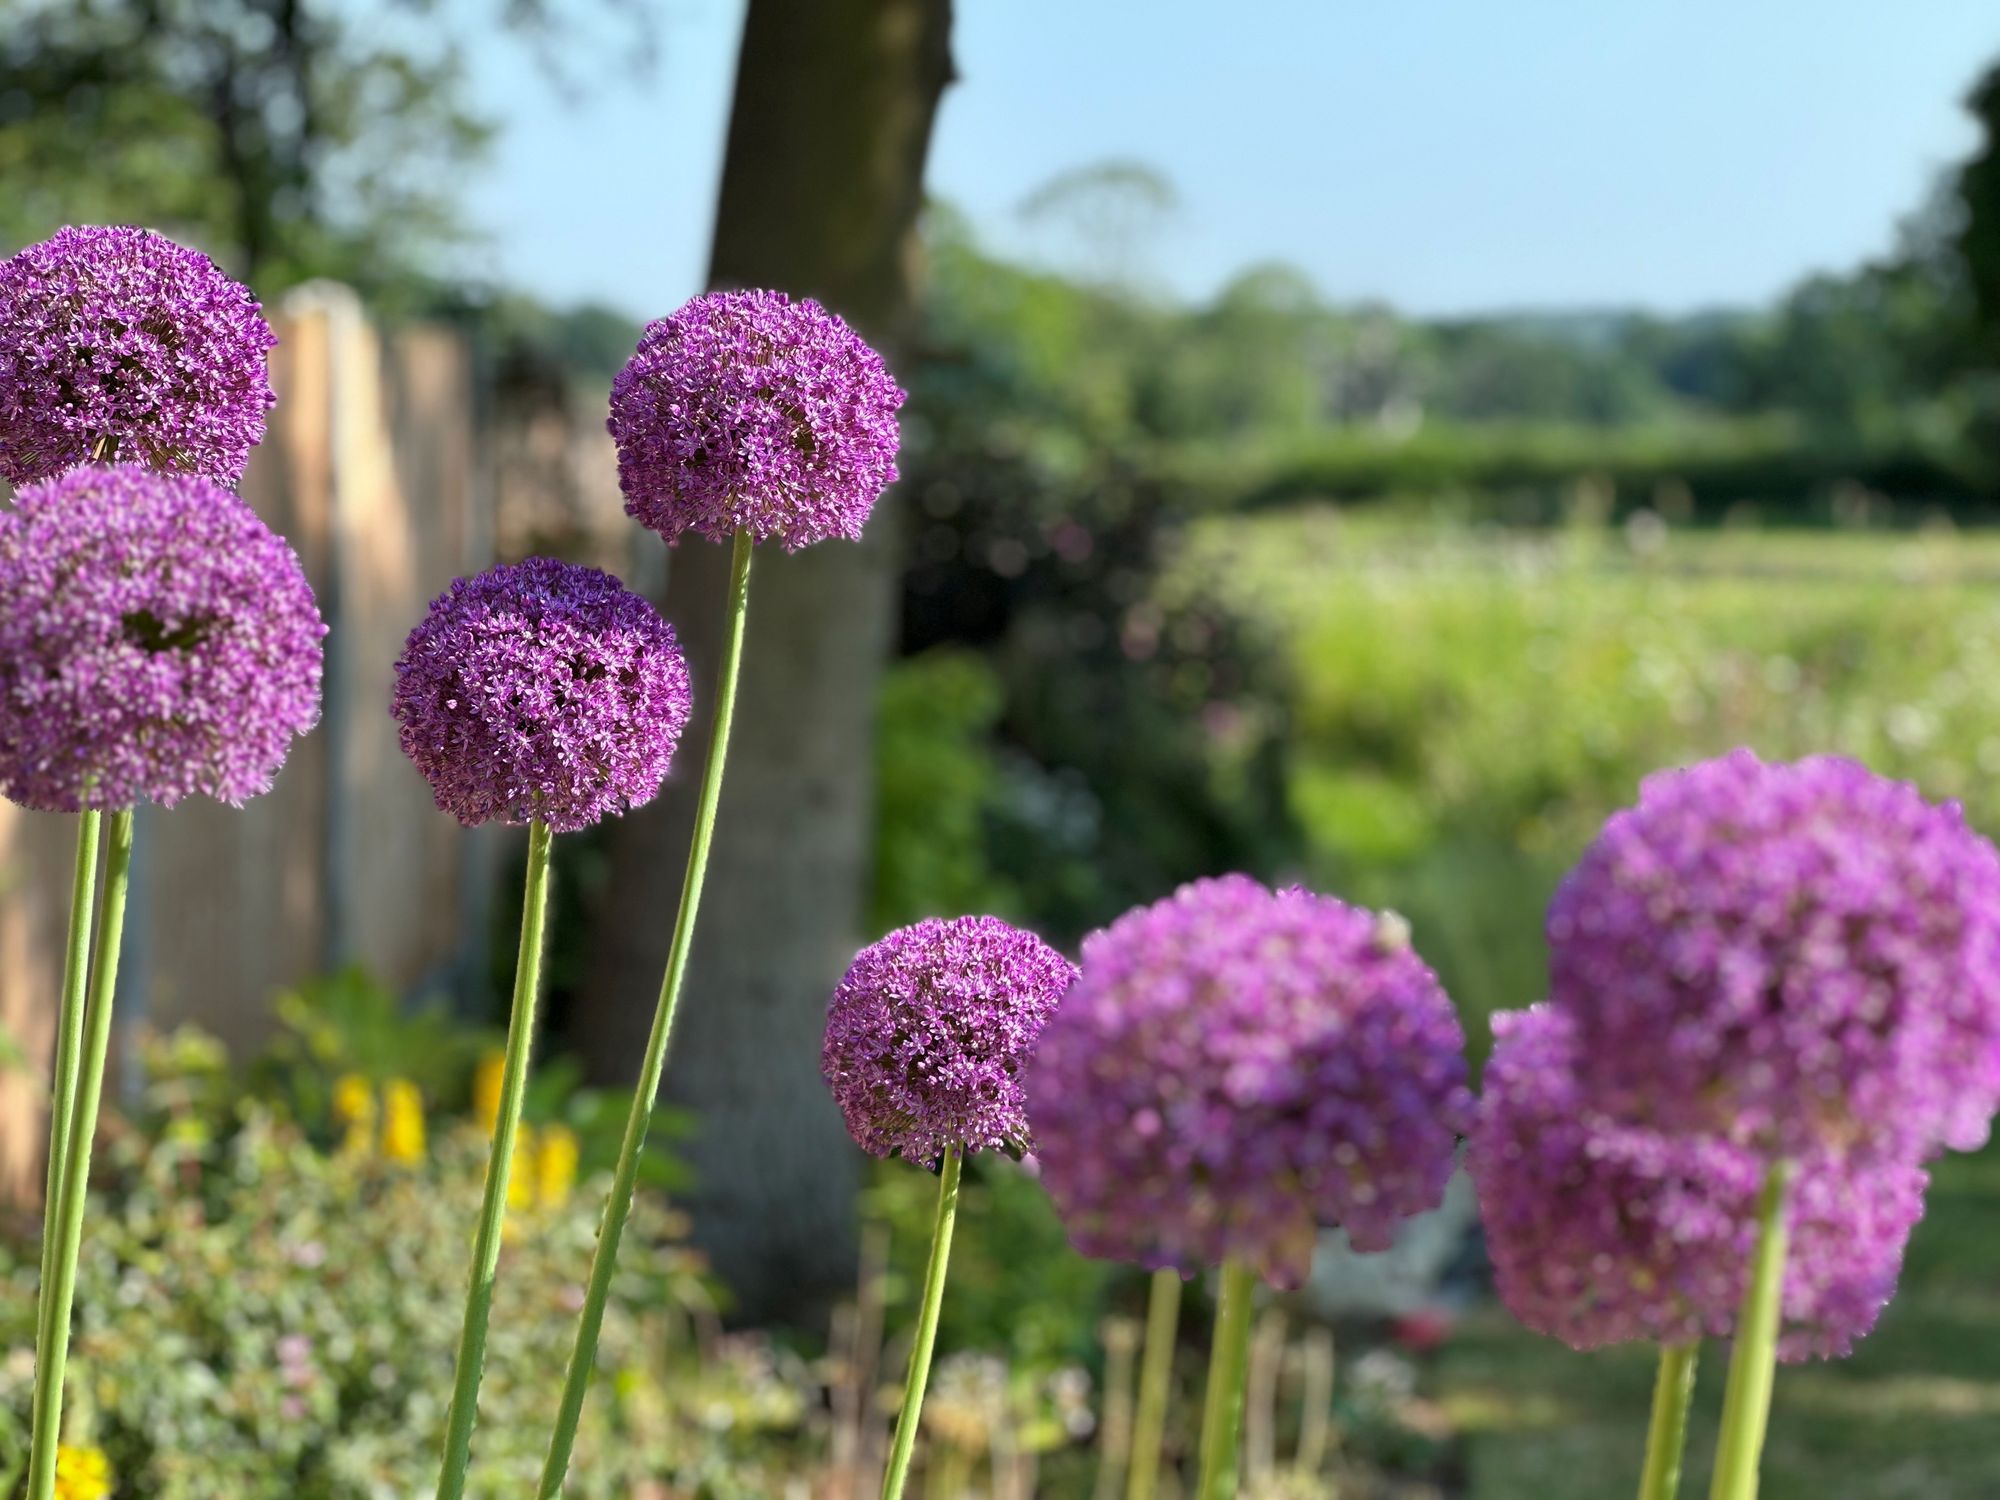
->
[1218, 420, 1993, 522]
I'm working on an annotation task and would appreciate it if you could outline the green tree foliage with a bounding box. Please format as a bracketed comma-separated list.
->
[0, 0, 490, 293]
[0, 0, 649, 298]
[1957, 58, 2000, 350]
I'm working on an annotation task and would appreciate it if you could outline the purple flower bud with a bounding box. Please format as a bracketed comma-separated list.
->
[1470, 1005, 1927, 1360]
[823, 915, 1076, 1165]
[1548, 749, 2000, 1158]
[607, 290, 904, 550]
[1028, 876, 1470, 1289]
[391, 558, 691, 834]
[0, 226, 277, 486]
[0, 465, 323, 811]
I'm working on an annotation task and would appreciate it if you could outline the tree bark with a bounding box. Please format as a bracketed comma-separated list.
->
[578, 0, 954, 1325]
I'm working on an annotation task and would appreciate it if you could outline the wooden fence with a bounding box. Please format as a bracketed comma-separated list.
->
[0, 285, 504, 1201]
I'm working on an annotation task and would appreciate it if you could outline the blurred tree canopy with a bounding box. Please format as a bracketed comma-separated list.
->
[1956, 57, 2000, 350]
[0, 0, 649, 299]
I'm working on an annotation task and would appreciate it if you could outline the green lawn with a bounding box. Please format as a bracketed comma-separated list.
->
[1437, 1145, 2000, 1499]
[1167, 510, 2000, 1495]
[1170, 508, 2000, 1058]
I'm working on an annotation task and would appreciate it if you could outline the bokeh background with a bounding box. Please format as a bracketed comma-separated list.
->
[4, 2, 2000, 1495]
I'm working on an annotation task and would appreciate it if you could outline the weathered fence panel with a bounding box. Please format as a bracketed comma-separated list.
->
[0, 286, 500, 1201]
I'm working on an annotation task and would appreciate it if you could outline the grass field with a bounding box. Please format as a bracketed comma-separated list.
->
[1437, 1145, 2000, 1499]
[1168, 508, 2000, 1495]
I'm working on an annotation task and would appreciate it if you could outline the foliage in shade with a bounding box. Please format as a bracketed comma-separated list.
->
[608, 289, 904, 550]
[390, 557, 691, 834]
[1471, 1005, 1928, 1361]
[1028, 875, 1470, 1289]
[0, 464, 323, 812]
[1547, 748, 2000, 1159]
[822, 915, 1076, 1165]
[0, 225, 275, 485]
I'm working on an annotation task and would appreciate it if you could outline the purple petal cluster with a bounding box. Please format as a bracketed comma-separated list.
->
[1547, 749, 2000, 1158]
[1470, 1006, 1926, 1360]
[822, 915, 1076, 1165]
[0, 465, 323, 811]
[0, 225, 277, 486]
[1027, 876, 1471, 1289]
[607, 289, 904, 550]
[391, 558, 691, 834]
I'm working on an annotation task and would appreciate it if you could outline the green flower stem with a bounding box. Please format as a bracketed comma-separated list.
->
[1195, 1259, 1258, 1500]
[27, 811, 101, 1463]
[1708, 1159, 1795, 1500]
[435, 816, 554, 1500]
[1639, 1341, 1700, 1500]
[1126, 1265, 1183, 1500]
[537, 528, 754, 1499]
[879, 1145, 964, 1500]
[26, 808, 134, 1500]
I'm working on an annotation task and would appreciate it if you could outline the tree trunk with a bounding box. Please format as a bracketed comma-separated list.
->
[578, 0, 954, 1325]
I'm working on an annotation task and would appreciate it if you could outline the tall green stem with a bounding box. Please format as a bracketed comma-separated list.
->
[537, 529, 754, 1498]
[27, 812, 101, 1464]
[1195, 1260, 1258, 1500]
[1126, 1266, 1183, 1500]
[26, 808, 133, 1500]
[1639, 1342, 1700, 1500]
[879, 1146, 964, 1500]
[435, 817, 554, 1500]
[1708, 1160, 1795, 1500]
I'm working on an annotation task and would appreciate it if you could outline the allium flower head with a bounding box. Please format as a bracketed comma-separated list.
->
[1028, 876, 1471, 1289]
[391, 557, 691, 834]
[1470, 1005, 1927, 1360]
[822, 915, 1076, 1165]
[607, 289, 904, 549]
[0, 464, 323, 811]
[0, 225, 277, 485]
[1547, 749, 2000, 1158]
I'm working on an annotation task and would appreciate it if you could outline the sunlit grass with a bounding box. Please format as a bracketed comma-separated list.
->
[1166, 507, 2000, 1494]
[1171, 506, 2000, 1058]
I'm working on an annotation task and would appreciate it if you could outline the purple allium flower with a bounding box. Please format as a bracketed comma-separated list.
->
[822, 915, 1076, 1165]
[1547, 749, 2000, 1158]
[1470, 1005, 1927, 1360]
[1027, 876, 1471, 1289]
[391, 557, 691, 834]
[0, 226, 277, 486]
[607, 290, 904, 550]
[0, 464, 323, 811]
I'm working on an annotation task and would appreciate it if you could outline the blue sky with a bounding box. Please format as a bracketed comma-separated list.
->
[464, 1, 2000, 320]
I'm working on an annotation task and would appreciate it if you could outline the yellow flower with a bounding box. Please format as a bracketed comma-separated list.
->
[331, 1073, 376, 1157]
[509, 1124, 539, 1212]
[381, 1078, 426, 1163]
[55, 1443, 112, 1500]
[536, 1124, 580, 1209]
[472, 1050, 506, 1136]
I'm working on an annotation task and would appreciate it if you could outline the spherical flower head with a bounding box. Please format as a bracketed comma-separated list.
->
[1027, 876, 1471, 1289]
[1547, 749, 2000, 1158]
[607, 289, 904, 549]
[1470, 1006, 1927, 1360]
[822, 915, 1076, 1165]
[391, 557, 691, 834]
[0, 464, 324, 811]
[0, 225, 277, 486]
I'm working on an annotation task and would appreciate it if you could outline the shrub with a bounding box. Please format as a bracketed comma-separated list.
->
[0, 1018, 798, 1499]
